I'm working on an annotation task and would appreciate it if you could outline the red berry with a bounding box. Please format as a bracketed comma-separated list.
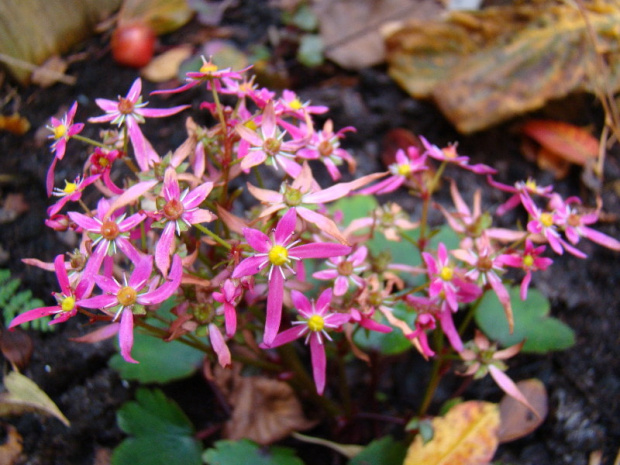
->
[111, 22, 156, 68]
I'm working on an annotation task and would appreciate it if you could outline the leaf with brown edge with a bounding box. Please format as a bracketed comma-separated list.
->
[404, 401, 500, 465]
[521, 119, 600, 166]
[386, 2, 620, 133]
[498, 379, 548, 443]
[0, 371, 70, 427]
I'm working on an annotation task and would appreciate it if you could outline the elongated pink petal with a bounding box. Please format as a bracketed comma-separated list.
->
[243, 228, 271, 253]
[438, 309, 463, 352]
[79, 294, 117, 309]
[261, 101, 276, 138]
[46, 158, 58, 196]
[290, 243, 351, 260]
[275, 208, 297, 244]
[116, 237, 143, 265]
[129, 256, 153, 289]
[264, 270, 284, 345]
[182, 182, 213, 209]
[310, 335, 327, 395]
[296, 208, 348, 245]
[9, 306, 59, 329]
[155, 223, 176, 276]
[291, 290, 311, 314]
[266, 326, 305, 348]
[247, 183, 283, 204]
[224, 303, 237, 338]
[305, 172, 387, 204]
[316, 288, 333, 313]
[488, 365, 539, 417]
[137, 105, 190, 118]
[163, 168, 180, 201]
[231, 256, 266, 278]
[581, 226, 620, 251]
[209, 323, 231, 367]
[184, 209, 216, 225]
[119, 308, 138, 363]
[312, 269, 338, 280]
[54, 254, 71, 295]
[139, 255, 182, 305]
[70, 322, 119, 343]
[240, 150, 267, 171]
[93, 98, 120, 113]
[333, 276, 349, 296]
[67, 211, 100, 232]
[236, 124, 264, 146]
[126, 117, 156, 171]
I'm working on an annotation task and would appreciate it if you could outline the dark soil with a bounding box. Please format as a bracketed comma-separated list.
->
[1, 2, 618, 464]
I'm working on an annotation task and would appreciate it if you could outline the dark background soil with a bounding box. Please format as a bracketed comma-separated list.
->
[1, 2, 619, 464]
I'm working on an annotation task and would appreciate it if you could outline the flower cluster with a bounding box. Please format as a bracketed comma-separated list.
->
[11, 58, 618, 401]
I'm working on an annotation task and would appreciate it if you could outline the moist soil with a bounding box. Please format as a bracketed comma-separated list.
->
[1, 2, 619, 464]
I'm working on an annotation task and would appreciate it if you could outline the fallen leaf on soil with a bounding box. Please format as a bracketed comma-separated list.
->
[118, 0, 194, 35]
[141, 45, 193, 82]
[0, 424, 23, 465]
[313, 0, 441, 69]
[0, 371, 70, 426]
[521, 119, 600, 178]
[386, 1, 620, 132]
[0, 329, 33, 370]
[498, 379, 548, 443]
[30, 55, 75, 88]
[0, 114, 30, 136]
[0, 193, 29, 224]
[403, 401, 500, 465]
[0, 0, 121, 84]
[211, 365, 316, 445]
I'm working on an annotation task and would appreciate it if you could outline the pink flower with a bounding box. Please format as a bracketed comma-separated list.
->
[9, 255, 90, 329]
[420, 136, 496, 175]
[231, 208, 351, 345]
[487, 177, 553, 216]
[501, 240, 553, 300]
[69, 198, 146, 275]
[79, 255, 183, 363]
[359, 147, 427, 195]
[265, 289, 350, 395]
[213, 279, 243, 337]
[313, 245, 368, 296]
[275, 89, 328, 118]
[236, 101, 304, 178]
[48, 174, 100, 217]
[422, 243, 462, 312]
[89, 78, 190, 171]
[46, 102, 84, 195]
[248, 162, 385, 244]
[152, 168, 216, 275]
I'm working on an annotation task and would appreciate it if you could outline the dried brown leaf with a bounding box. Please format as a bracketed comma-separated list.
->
[386, 1, 620, 132]
[498, 379, 548, 443]
[141, 45, 193, 83]
[30, 55, 75, 88]
[0, 330, 33, 370]
[119, 0, 194, 35]
[0, 114, 30, 136]
[0, 424, 22, 465]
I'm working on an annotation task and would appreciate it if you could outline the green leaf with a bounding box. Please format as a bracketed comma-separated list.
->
[353, 302, 416, 356]
[291, 4, 318, 32]
[203, 439, 305, 465]
[112, 388, 201, 465]
[109, 331, 205, 383]
[297, 34, 324, 68]
[349, 436, 407, 465]
[331, 195, 378, 226]
[475, 286, 575, 353]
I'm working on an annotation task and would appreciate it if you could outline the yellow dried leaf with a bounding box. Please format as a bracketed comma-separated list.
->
[0, 114, 30, 136]
[404, 401, 500, 465]
[0, 371, 70, 427]
[141, 45, 192, 82]
[119, 0, 194, 35]
[386, 1, 620, 132]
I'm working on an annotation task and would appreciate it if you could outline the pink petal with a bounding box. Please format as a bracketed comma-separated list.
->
[312, 269, 339, 280]
[139, 255, 182, 305]
[291, 243, 351, 260]
[184, 209, 216, 225]
[582, 226, 620, 251]
[54, 254, 71, 295]
[78, 294, 117, 309]
[105, 181, 157, 219]
[8, 306, 58, 329]
[119, 308, 138, 363]
[127, 118, 157, 171]
[46, 158, 58, 196]
[261, 101, 276, 138]
[129, 256, 154, 289]
[137, 105, 191, 118]
[488, 365, 539, 417]
[333, 276, 349, 296]
[163, 168, 180, 201]
[182, 182, 213, 209]
[231, 256, 266, 278]
[93, 98, 120, 114]
[209, 324, 231, 367]
[296, 208, 348, 244]
[126, 78, 142, 102]
[70, 322, 120, 343]
[247, 184, 283, 204]
[316, 288, 333, 313]
[155, 223, 176, 276]
[291, 290, 312, 315]
[310, 335, 327, 395]
[240, 150, 267, 171]
[264, 269, 284, 345]
[266, 326, 305, 348]
[236, 124, 264, 147]
[243, 228, 271, 253]
[275, 208, 297, 244]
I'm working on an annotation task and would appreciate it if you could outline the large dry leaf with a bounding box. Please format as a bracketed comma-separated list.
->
[404, 401, 500, 465]
[386, 1, 620, 132]
[0, 0, 121, 84]
[0, 371, 70, 426]
[118, 0, 194, 35]
[313, 0, 441, 69]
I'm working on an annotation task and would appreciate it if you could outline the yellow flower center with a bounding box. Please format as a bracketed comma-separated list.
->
[54, 124, 67, 139]
[540, 212, 554, 227]
[289, 98, 303, 110]
[307, 314, 325, 332]
[440, 266, 454, 281]
[268, 245, 289, 266]
[525, 179, 537, 191]
[244, 120, 258, 131]
[60, 296, 76, 312]
[397, 163, 411, 176]
[62, 180, 78, 194]
[200, 62, 218, 74]
[523, 255, 534, 267]
[117, 286, 137, 307]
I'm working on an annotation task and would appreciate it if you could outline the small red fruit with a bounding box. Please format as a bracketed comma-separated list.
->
[111, 22, 156, 68]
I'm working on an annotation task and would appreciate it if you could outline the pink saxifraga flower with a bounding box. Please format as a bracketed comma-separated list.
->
[213, 279, 243, 338]
[46, 101, 85, 195]
[78, 255, 183, 363]
[89, 78, 190, 171]
[9, 255, 91, 329]
[420, 136, 496, 175]
[487, 177, 553, 216]
[153, 167, 216, 275]
[313, 245, 368, 296]
[265, 288, 350, 395]
[231, 208, 351, 345]
[48, 174, 100, 217]
[501, 240, 553, 300]
[359, 147, 427, 195]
